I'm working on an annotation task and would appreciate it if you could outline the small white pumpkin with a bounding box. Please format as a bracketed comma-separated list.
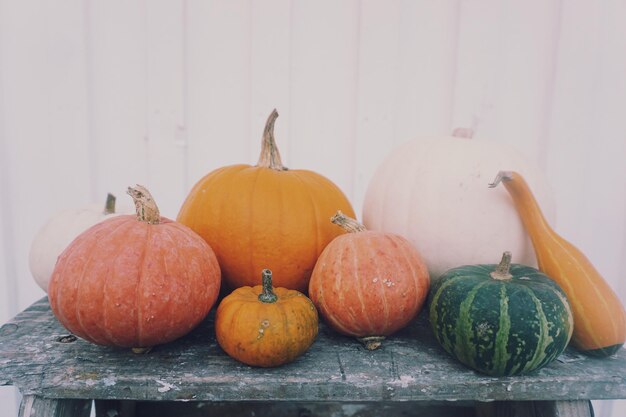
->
[362, 131, 556, 279]
[29, 193, 132, 292]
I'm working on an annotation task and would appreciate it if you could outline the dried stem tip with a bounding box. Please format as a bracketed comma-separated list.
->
[490, 251, 513, 280]
[331, 211, 367, 233]
[127, 185, 161, 225]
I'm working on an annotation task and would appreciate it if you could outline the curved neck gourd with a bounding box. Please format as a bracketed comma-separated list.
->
[490, 170, 626, 356]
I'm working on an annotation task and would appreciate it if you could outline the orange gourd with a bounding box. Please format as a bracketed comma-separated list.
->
[215, 269, 319, 367]
[490, 171, 626, 356]
[308, 211, 430, 350]
[177, 110, 355, 292]
[48, 186, 221, 350]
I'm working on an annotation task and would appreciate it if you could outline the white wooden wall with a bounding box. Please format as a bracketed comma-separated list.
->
[1, 1, 625, 416]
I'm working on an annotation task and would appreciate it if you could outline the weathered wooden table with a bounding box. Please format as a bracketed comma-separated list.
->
[1, 298, 625, 417]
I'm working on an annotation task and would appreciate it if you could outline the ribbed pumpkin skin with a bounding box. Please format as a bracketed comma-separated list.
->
[429, 264, 573, 376]
[48, 215, 221, 348]
[177, 165, 355, 292]
[309, 231, 430, 338]
[215, 283, 318, 367]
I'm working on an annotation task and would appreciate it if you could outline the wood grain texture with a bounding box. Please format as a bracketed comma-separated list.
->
[19, 395, 91, 417]
[1, 298, 625, 403]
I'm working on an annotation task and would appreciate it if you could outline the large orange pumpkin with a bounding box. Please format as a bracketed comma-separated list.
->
[48, 185, 221, 350]
[177, 110, 355, 292]
[308, 211, 430, 349]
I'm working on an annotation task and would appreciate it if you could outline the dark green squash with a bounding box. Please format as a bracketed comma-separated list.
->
[429, 252, 573, 376]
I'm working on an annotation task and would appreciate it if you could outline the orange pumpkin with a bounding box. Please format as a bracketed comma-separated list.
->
[490, 171, 626, 356]
[177, 110, 355, 292]
[308, 211, 430, 350]
[48, 185, 221, 350]
[215, 269, 319, 367]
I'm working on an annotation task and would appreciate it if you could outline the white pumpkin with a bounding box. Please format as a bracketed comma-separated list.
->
[29, 194, 132, 292]
[362, 132, 556, 279]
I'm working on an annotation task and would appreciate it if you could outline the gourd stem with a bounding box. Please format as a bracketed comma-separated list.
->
[127, 185, 160, 225]
[491, 251, 513, 280]
[331, 211, 367, 233]
[257, 109, 287, 171]
[489, 170, 554, 255]
[258, 269, 278, 303]
[104, 193, 116, 214]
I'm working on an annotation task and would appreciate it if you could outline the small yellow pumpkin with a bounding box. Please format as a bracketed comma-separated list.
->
[215, 269, 318, 367]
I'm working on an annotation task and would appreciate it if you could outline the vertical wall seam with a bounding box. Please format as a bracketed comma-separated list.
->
[0, 1, 19, 319]
[448, 0, 462, 133]
[391, 1, 403, 146]
[351, 0, 362, 208]
[83, 0, 98, 201]
[538, 0, 564, 172]
[143, 0, 151, 186]
[287, 0, 295, 162]
[182, 0, 189, 192]
[247, 0, 253, 161]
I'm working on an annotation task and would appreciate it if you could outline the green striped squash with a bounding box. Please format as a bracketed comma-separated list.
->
[429, 252, 573, 376]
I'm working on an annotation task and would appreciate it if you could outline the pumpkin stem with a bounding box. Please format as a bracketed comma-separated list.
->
[491, 251, 513, 280]
[257, 109, 287, 171]
[127, 185, 161, 225]
[488, 171, 514, 188]
[104, 193, 116, 214]
[331, 211, 367, 233]
[357, 336, 385, 351]
[452, 127, 474, 138]
[258, 269, 278, 303]
[131, 347, 152, 354]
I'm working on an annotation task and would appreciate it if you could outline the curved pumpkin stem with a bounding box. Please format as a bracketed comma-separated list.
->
[258, 269, 278, 303]
[127, 185, 160, 225]
[257, 109, 287, 171]
[331, 211, 367, 233]
[104, 193, 116, 215]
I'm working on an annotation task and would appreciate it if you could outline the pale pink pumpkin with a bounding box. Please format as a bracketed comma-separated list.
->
[308, 211, 430, 349]
[48, 185, 221, 350]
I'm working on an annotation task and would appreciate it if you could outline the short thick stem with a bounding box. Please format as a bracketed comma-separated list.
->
[127, 185, 160, 225]
[104, 193, 116, 214]
[357, 336, 385, 350]
[331, 211, 366, 233]
[490, 251, 513, 280]
[257, 109, 287, 171]
[258, 269, 278, 303]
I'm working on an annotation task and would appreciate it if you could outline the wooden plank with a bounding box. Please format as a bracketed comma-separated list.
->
[352, 0, 402, 216]
[19, 395, 91, 417]
[545, 0, 626, 305]
[249, 0, 292, 165]
[393, 0, 459, 142]
[185, 0, 252, 188]
[86, 0, 150, 201]
[133, 401, 476, 417]
[1, 298, 626, 403]
[479, 400, 593, 417]
[288, 0, 360, 202]
[143, 0, 187, 219]
[476, 0, 562, 165]
[0, 0, 92, 312]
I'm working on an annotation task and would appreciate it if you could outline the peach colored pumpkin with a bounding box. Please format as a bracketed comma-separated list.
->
[308, 212, 430, 349]
[48, 186, 221, 350]
[177, 110, 355, 292]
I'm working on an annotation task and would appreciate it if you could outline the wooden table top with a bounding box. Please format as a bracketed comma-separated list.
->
[1, 297, 625, 403]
